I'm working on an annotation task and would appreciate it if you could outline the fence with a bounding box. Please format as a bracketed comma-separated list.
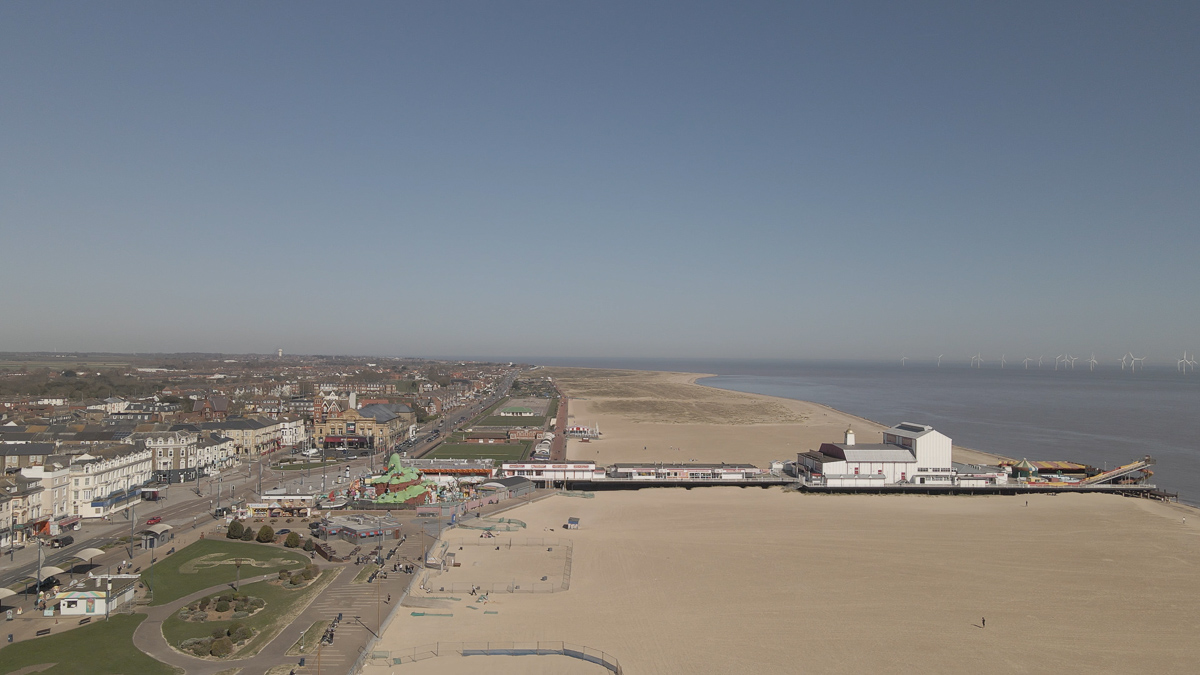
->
[379, 641, 621, 673]
[454, 516, 527, 532]
[419, 537, 573, 593]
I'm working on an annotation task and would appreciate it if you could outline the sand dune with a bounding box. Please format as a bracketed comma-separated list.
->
[545, 367, 1004, 466]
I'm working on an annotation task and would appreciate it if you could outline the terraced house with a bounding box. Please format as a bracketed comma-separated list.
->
[69, 443, 153, 518]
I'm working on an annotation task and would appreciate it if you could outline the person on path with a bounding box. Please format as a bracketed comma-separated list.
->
[982, 617, 986, 628]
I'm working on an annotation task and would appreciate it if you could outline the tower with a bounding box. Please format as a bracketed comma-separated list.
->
[844, 427, 855, 446]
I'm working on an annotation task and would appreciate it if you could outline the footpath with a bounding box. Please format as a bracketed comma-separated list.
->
[3, 483, 558, 674]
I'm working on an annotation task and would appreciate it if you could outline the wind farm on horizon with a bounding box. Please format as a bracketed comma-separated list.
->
[894, 351, 1198, 373]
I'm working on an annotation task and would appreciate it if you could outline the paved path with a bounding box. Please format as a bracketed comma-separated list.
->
[131, 541, 425, 675]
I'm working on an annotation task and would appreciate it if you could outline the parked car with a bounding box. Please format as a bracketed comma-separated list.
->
[51, 535, 74, 548]
[276, 529, 291, 535]
[146, 516, 163, 525]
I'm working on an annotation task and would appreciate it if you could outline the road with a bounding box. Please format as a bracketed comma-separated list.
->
[0, 371, 521, 594]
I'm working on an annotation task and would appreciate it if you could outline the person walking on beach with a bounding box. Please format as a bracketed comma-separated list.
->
[982, 617, 986, 628]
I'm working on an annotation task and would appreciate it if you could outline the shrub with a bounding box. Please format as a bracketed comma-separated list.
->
[231, 625, 253, 642]
[290, 573, 304, 586]
[235, 602, 248, 613]
[215, 600, 231, 613]
[301, 568, 314, 581]
[226, 520, 245, 539]
[231, 611, 250, 619]
[190, 612, 208, 622]
[278, 570, 289, 581]
[209, 637, 234, 657]
[284, 532, 301, 548]
[177, 609, 191, 619]
[227, 621, 245, 634]
[212, 627, 227, 640]
[240, 528, 255, 541]
[190, 641, 212, 657]
[303, 538, 316, 552]
[306, 564, 319, 577]
[250, 597, 265, 608]
[218, 594, 233, 603]
[256, 525, 275, 543]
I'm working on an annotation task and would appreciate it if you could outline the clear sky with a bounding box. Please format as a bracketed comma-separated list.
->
[2, 2, 1197, 361]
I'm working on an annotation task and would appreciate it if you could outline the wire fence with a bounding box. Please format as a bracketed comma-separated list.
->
[378, 641, 621, 673]
[418, 538, 573, 594]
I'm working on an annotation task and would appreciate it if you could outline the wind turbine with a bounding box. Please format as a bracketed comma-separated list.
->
[1038, 356, 1045, 368]
[1054, 354, 1064, 371]
[1119, 353, 1130, 370]
[900, 355, 908, 366]
[971, 353, 983, 368]
[1179, 352, 1189, 373]
[1087, 353, 1098, 371]
[937, 354, 943, 367]
[1022, 357, 1033, 369]
[1130, 354, 1146, 373]
[1000, 354, 1007, 369]
[1066, 355, 1078, 370]
[1189, 354, 1198, 373]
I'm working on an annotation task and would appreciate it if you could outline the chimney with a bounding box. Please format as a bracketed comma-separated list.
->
[349, 392, 357, 410]
[844, 427, 855, 446]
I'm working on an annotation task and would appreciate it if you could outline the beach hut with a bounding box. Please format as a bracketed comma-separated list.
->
[565, 517, 580, 530]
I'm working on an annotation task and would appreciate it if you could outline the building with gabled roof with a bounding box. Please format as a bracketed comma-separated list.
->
[799, 423, 953, 487]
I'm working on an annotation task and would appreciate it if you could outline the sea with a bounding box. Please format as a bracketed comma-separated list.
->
[532, 357, 1200, 504]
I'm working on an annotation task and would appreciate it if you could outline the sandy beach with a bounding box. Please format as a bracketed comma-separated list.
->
[543, 367, 1005, 466]
[373, 488, 1200, 674]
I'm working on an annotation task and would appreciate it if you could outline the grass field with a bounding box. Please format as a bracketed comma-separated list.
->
[477, 415, 546, 427]
[143, 538, 309, 606]
[0, 614, 175, 675]
[161, 569, 337, 657]
[427, 442, 530, 462]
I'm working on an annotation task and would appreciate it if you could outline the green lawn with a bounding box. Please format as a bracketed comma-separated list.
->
[427, 442, 529, 461]
[0, 614, 176, 675]
[161, 569, 337, 658]
[477, 415, 546, 427]
[142, 538, 309, 606]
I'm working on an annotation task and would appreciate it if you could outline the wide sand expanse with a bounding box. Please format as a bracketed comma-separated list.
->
[372, 489, 1200, 674]
[544, 367, 1004, 466]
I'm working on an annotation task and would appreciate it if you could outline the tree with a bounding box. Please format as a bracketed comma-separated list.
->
[303, 538, 316, 552]
[226, 520, 245, 539]
[240, 528, 255, 541]
[284, 532, 301, 548]
[256, 525, 275, 543]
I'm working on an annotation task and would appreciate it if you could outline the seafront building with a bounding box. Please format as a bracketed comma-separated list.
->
[799, 423, 955, 487]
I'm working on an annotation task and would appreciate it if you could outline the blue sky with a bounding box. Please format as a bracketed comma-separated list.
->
[2, 2, 1197, 361]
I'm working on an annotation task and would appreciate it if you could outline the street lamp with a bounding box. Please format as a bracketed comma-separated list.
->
[234, 558, 244, 591]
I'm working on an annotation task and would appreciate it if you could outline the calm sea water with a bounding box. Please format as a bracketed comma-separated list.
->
[535, 358, 1200, 503]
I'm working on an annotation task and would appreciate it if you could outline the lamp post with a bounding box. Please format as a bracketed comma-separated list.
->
[234, 558, 243, 591]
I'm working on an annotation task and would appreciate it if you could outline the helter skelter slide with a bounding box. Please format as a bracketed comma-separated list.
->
[1078, 456, 1156, 486]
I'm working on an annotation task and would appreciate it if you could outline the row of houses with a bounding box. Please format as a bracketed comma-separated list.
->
[0, 443, 153, 550]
